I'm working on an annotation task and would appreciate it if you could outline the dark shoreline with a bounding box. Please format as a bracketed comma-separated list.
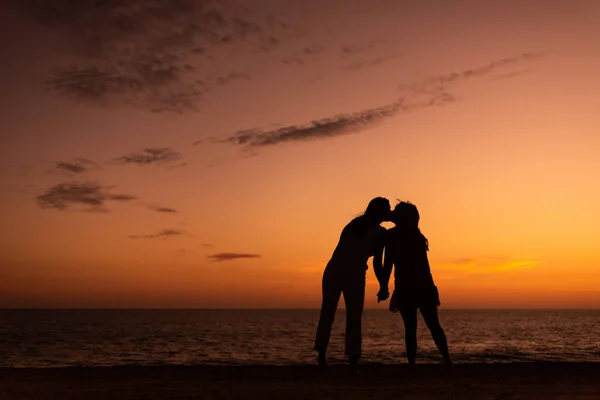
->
[3, 308, 600, 311]
[2, 360, 600, 368]
[2, 363, 599, 399]
[2, 362, 600, 377]
[3, 363, 600, 382]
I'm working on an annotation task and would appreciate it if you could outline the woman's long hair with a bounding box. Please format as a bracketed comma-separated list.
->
[347, 197, 390, 239]
[364, 197, 391, 221]
[393, 201, 429, 251]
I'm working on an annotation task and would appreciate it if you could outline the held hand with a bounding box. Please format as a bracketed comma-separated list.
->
[377, 287, 389, 303]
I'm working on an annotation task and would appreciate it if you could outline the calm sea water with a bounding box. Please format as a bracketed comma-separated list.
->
[1, 309, 599, 367]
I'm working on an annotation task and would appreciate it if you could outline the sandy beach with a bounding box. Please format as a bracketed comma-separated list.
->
[1, 363, 599, 400]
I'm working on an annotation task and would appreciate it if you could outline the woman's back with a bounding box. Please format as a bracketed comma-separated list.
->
[328, 216, 384, 273]
[386, 227, 434, 289]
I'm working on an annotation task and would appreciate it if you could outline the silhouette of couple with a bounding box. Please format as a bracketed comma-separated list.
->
[314, 197, 451, 369]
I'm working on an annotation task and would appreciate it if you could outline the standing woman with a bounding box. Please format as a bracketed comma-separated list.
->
[379, 201, 452, 367]
[314, 197, 391, 368]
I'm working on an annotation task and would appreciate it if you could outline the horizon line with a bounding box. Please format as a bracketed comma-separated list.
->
[2, 307, 600, 311]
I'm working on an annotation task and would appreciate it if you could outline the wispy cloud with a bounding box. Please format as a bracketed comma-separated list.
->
[35, 182, 136, 212]
[54, 158, 98, 174]
[280, 40, 396, 71]
[219, 94, 455, 148]
[129, 229, 186, 239]
[213, 52, 546, 149]
[55, 161, 87, 174]
[18, 0, 301, 113]
[398, 53, 547, 95]
[147, 205, 177, 213]
[46, 63, 201, 113]
[108, 194, 137, 201]
[18, 2, 414, 114]
[115, 147, 182, 166]
[207, 252, 261, 262]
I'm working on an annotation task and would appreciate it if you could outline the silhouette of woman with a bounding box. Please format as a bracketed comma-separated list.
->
[378, 201, 452, 367]
[314, 197, 391, 368]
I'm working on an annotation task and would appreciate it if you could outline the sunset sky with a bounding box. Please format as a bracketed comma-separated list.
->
[1, 0, 599, 308]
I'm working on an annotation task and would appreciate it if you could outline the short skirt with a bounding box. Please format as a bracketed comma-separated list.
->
[389, 286, 440, 312]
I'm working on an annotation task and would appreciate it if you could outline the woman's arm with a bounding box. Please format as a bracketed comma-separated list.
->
[382, 246, 394, 286]
[379, 239, 396, 304]
[372, 228, 385, 283]
[373, 229, 391, 302]
[377, 246, 394, 302]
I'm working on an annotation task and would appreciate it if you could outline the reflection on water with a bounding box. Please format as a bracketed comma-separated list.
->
[1, 309, 599, 367]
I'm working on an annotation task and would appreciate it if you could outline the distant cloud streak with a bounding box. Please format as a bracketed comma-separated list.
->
[108, 194, 138, 201]
[130, 229, 186, 239]
[220, 94, 455, 148]
[55, 161, 87, 173]
[35, 182, 136, 212]
[207, 252, 261, 262]
[116, 147, 182, 166]
[54, 158, 99, 174]
[398, 53, 547, 95]
[148, 205, 178, 213]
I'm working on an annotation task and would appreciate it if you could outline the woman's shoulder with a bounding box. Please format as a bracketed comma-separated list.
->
[343, 216, 365, 235]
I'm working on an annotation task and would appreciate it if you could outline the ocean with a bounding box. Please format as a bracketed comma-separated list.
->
[1, 309, 599, 367]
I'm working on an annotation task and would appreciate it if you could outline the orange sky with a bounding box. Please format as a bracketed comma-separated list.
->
[1, 0, 599, 308]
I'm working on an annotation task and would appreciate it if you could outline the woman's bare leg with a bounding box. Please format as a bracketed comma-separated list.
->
[399, 306, 418, 364]
[420, 305, 451, 364]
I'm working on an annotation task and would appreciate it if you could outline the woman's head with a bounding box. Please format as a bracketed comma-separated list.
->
[392, 201, 420, 228]
[364, 197, 391, 224]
